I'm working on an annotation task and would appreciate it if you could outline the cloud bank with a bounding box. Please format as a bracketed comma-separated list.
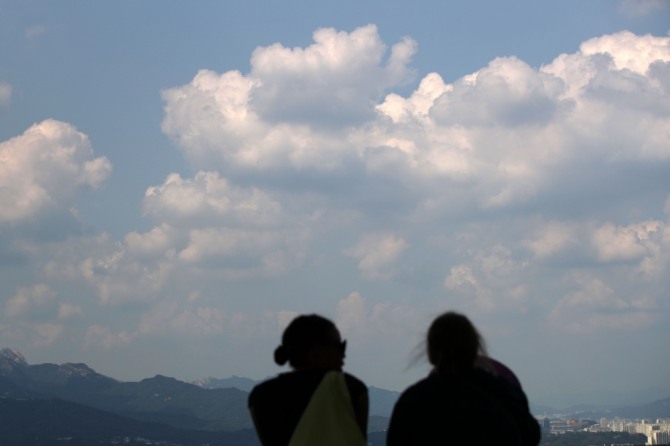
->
[1, 25, 669, 397]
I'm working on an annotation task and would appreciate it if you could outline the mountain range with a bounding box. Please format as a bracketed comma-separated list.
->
[1, 347, 668, 445]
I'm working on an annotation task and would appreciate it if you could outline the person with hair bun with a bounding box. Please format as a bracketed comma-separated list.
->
[387, 311, 540, 446]
[248, 314, 368, 446]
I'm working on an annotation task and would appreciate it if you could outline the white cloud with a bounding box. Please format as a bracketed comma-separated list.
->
[580, 31, 670, 75]
[444, 264, 478, 290]
[442, 239, 532, 312]
[37, 219, 308, 306]
[140, 171, 312, 279]
[162, 25, 416, 171]
[144, 171, 282, 227]
[548, 273, 658, 333]
[524, 221, 577, 259]
[0, 120, 112, 224]
[40, 233, 174, 305]
[344, 232, 407, 279]
[161, 69, 263, 169]
[82, 253, 173, 305]
[3, 27, 670, 395]
[177, 226, 308, 278]
[430, 56, 566, 127]
[593, 220, 662, 262]
[160, 28, 670, 217]
[443, 264, 497, 311]
[250, 25, 416, 126]
[336, 292, 367, 334]
[124, 224, 180, 258]
[4, 284, 55, 317]
[522, 217, 668, 275]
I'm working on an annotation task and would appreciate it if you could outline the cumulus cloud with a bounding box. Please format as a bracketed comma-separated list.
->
[549, 273, 658, 333]
[524, 221, 578, 259]
[345, 232, 407, 279]
[250, 25, 416, 126]
[161, 28, 670, 217]
[177, 226, 309, 277]
[355, 33, 668, 206]
[430, 56, 567, 127]
[593, 221, 662, 262]
[38, 214, 308, 306]
[4, 284, 55, 318]
[3, 27, 670, 389]
[0, 120, 112, 224]
[579, 30, 670, 75]
[442, 238, 533, 313]
[39, 233, 174, 305]
[162, 25, 416, 171]
[142, 170, 311, 279]
[124, 224, 180, 259]
[136, 28, 670, 346]
[144, 171, 282, 227]
[521, 217, 669, 273]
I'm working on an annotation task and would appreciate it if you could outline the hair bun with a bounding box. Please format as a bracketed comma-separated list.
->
[274, 345, 289, 365]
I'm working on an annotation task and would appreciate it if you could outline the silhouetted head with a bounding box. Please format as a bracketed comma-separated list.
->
[427, 312, 486, 375]
[274, 314, 346, 370]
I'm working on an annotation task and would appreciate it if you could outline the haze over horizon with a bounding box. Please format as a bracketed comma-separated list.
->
[1, 1, 670, 410]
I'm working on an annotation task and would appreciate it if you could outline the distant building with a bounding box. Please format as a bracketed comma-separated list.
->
[608, 418, 670, 445]
[649, 429, 669, 445]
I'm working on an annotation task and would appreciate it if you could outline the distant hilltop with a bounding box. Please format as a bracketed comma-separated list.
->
[0, 347, 396, 432]
[2, 347, 669, 422]
[0, 347, 27, 372]
[192, 375, 258, 392]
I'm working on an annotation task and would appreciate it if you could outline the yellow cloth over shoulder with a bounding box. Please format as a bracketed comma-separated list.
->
[288, 371, 366, 446]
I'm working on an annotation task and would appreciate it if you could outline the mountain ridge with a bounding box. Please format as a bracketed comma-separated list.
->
[2, 347, 668, 428]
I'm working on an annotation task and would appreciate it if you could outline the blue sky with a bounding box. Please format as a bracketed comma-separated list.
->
[1, 0, 670, 408]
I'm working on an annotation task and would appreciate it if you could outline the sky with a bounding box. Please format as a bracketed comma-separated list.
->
[1, 0, 670, 409]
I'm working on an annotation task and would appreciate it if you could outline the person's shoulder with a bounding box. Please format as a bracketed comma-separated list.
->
[396, 375, 436, 399]
[342, 371, 368, 394]
[343, 372, 366, 387]
[472, 367, 516, 390]
[389, 375, 438, 417]
[248, 374, 287, 404]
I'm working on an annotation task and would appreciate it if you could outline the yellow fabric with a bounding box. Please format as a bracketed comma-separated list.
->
[288, 371, 366, 446]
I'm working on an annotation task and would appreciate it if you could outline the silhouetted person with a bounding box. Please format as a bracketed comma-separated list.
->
[248, 314, 368, 446]
[387, 311, 540, 446]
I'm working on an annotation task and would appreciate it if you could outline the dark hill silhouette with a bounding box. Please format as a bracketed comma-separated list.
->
[2, 346, 669, 440]
[0, 397, 259, 445]
[0, 348, 252, 431]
